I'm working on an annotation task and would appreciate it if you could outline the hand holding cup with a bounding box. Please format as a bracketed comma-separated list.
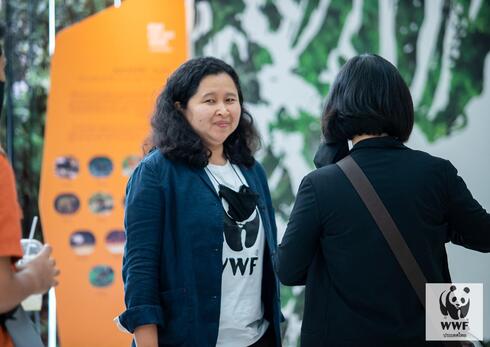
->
[16, 243, 60, 296]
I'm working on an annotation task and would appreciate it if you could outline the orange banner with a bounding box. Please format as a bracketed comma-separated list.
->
[39, 1, 188, 346]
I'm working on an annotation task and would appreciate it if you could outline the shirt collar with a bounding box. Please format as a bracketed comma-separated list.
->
[350, 136, 407, 152]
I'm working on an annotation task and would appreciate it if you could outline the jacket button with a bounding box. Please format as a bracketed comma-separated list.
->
[211, 295, 217, 299]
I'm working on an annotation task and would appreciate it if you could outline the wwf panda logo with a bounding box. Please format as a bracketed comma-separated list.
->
[439, 285, 470, 320]
[223, 211, 259, 252]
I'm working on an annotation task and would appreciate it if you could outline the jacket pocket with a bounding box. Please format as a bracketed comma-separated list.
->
[158, 288, 191, 345]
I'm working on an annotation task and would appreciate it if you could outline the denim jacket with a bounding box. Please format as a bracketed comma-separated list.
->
[117, 149, 282, 347]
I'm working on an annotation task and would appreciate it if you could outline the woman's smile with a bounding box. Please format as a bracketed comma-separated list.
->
[214, 120, 231, 128]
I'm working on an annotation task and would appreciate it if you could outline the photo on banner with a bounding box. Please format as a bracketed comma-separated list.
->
[39, 0, 188, 346]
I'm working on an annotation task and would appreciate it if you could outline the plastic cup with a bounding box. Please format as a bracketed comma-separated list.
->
[17, 239, 44, 311]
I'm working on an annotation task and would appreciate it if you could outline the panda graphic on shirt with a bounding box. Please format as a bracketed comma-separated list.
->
[223, 206, 259, 252]
[222, 209, 261, 275]
[205, 161, 269, 347]
[205, 162, 263, 277]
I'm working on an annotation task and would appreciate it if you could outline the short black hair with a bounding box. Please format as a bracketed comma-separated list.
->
[322, 54, 414, 142]
[150, 56, 260, 168]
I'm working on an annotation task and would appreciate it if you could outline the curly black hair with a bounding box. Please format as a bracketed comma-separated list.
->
[150, 57, 260, 168]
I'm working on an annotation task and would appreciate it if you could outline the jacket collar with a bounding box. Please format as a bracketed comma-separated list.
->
[350, 136, 406, 152]
[195, 169, 219, 198]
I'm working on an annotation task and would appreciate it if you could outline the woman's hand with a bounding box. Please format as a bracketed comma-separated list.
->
[0, 244, 60, 313]
[16, 244, 60, 294]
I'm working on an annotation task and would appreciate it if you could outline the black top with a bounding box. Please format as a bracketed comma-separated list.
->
[278, 136, 490, 346]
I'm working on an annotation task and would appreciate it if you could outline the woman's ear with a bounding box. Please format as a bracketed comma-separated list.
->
[175, 101, 183, 112]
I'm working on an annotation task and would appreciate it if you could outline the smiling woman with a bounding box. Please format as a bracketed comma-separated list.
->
[116, 57, 283, 347]
[179, 73, 242, 165]
[150, 57, 260, 170]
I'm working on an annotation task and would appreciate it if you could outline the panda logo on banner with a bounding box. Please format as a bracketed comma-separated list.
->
[425, 283, 483, 342]
[439, 285, 470, 320]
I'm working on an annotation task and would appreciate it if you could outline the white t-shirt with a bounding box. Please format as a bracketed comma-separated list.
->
[205, 161, 269, 347]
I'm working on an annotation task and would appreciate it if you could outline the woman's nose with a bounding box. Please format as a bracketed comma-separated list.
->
[216, 103, 229, 116]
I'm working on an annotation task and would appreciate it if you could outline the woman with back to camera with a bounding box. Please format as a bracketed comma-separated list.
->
[277, 53, 490, 347]
[116, 57, 282, 347]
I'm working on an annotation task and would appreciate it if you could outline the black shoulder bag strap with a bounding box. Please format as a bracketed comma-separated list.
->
[337, 155, 467, 347]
